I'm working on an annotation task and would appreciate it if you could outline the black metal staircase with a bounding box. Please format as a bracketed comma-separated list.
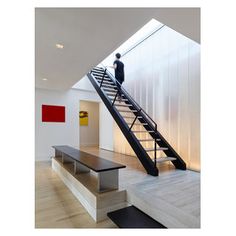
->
[87, 66, 186, 176]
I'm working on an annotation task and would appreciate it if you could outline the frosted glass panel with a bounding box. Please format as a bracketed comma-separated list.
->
[114, 26, 200, 171]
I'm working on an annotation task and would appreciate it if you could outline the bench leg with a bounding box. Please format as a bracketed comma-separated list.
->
[74, 161, 90, 174]
[97, 169, 118, 192]
[55, 150, 63, 162]
[62, 154, 73, 164]
[55, 150, 62, 158]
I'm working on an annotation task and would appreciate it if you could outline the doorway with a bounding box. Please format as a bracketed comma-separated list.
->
[79, 100, 99, 148]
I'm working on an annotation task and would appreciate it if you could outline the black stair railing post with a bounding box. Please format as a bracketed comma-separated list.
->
[112, 90, 119, 106]
[129, 108, 142, 131]
[100, 68, 107, 88]
[129, 116, 137, 131]
[154, 124, 157, 166]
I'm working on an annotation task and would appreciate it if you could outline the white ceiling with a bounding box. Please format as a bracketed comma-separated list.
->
[35, 8, 200, 90]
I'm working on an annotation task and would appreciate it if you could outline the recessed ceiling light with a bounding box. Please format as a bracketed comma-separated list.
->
[56, 43, 64, 49]
[42, 78, 47, 81]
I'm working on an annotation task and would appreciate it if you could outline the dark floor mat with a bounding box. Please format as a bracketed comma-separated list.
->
[107, 205, 167, 228]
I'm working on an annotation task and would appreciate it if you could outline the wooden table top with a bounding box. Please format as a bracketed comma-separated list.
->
[52, 145, 126, 172]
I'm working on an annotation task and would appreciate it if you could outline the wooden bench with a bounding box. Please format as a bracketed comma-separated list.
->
[52, 145, 126, 193]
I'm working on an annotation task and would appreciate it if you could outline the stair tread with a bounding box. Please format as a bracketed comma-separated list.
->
[93, 71, 107, 74]
[138, 138, 160, 141]
[101, 80, 114, 83]
[106, 93, 124, 96]
[106, 90, 119, 93]
[97, 79, 112, 82]
[115, 104, 133, 107]
[97, 77, 112, 81]
[123, 116, 142, 118]
[127, 122, 148, 125]
[92, 71, 110, 78]
[103, 88, 117, 91]
[145, 147, 168, 151]
[96, 78, 110, 81]
[96, 76, 110, 79]
[111, 99, 129, 102]
[92, 69, 105, 72]
[133, 130, 155, 133]
[91, 71, 104, 75]
[101, 83, 115, 87]
[107, 91, 123, 94]
[153, 157, 177, 163]
[107, 205, 166, 228]
[117, 109, 137, 113]
[92, 67, 104, 72]
[93, 73, 109, 77]
[102, 85, 117, 88]
[98, 80, 114, 84]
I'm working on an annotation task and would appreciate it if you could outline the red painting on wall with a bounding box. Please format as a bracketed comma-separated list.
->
[42, 105, 65, 122]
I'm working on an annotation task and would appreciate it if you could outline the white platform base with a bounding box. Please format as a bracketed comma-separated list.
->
[52, 157, 127, 222]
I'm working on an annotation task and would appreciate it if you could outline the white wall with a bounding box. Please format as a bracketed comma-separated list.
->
[72, 75, 96, 92]
[113, 26, 200, 171]
[35, 88, 100, 161]
[99, 103, 114, 151]
[80, 101, 99, 147]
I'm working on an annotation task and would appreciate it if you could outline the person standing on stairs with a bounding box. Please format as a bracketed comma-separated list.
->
[108, 53, 125, 102]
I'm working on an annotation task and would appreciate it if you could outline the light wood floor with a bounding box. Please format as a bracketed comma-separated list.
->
[35, 146, 200, 228]
[80, 146, 200, 228]
[35, 161, 117, 228]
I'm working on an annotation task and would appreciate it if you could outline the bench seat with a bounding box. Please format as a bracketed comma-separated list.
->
[52, 145, 126, 192]
[52, 145, 125, 172]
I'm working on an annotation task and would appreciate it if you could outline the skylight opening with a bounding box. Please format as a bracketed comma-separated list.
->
[101, 19, 164, 67]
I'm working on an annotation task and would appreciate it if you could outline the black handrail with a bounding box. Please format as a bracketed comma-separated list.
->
[103, 67, 158, 130]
